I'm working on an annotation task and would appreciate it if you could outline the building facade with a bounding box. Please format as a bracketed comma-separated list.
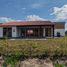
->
[0, 21, 65, 38]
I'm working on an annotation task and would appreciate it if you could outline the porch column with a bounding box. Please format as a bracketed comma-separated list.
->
[12, 27, 17, 37]
[0, 27, 3, 37]
[51, 27, 53, 37]
[43, 27, 45, 37]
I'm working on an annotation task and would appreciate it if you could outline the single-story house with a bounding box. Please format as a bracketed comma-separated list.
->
[0, 21, 65, 38]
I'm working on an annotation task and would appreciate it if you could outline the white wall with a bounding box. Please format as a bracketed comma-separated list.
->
[0, 27, 3, 37]
[54, 29, 65, 36]
[43, 28, 45, 37]
[12, 27, 17, 37]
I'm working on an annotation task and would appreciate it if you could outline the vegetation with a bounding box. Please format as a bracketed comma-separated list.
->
[0, 37, 66, 66]
[54, 63, 64, 67]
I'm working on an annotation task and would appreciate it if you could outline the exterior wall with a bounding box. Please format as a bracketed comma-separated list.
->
[54, 23, 65, 29]
[0, 27, 3, 37]
[54, 22, 65, 37]
[12, 27, 17, 37]
[0, 25, 65, 38]
[54, 29, 65, 36]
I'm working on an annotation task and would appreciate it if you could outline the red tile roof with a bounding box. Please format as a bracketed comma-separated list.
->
[0, 21, 55, 26]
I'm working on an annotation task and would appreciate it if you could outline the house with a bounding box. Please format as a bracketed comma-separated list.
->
[0, 21, 65, 38]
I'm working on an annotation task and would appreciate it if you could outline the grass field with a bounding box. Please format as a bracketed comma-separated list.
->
[0, 37, 66, 58]
[0, 37, 66, 66]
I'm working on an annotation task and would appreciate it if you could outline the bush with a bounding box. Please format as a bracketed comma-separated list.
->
[54, 63, 64, 67]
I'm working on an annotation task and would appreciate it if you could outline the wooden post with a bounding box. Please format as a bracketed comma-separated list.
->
[40, 26, 42, 38]
[6, 28, 8, 38]
[53, 25, 54, 37]
[25, 28, 26, 38]
[38, 28, 39, 38]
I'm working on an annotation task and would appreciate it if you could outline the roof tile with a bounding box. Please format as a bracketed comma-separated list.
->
[0, 21, 55, 26]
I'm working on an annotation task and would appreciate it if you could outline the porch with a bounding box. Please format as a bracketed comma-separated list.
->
[16, 25, 54, 38]
[2, 25, 54, 38]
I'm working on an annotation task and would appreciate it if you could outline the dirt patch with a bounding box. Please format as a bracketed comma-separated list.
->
[20, 58, 53, 67]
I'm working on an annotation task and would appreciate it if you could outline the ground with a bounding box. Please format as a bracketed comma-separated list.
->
[0, 37, 66, 67]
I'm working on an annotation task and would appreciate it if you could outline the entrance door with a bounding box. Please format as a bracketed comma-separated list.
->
[45, 28, 51, 37]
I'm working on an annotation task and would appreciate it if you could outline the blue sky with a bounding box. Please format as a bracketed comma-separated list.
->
[0, 0, 66, 20]
[0, 0, 67, 30]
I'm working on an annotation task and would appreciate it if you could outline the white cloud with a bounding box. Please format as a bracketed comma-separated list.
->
[0, 17, 15, 23]
[0, 17, 22, 23]
[0, 15, 47, 24]
[26, 15, 47, 21]
[51, 5, 67, 30]
[51, 5, 67, 21]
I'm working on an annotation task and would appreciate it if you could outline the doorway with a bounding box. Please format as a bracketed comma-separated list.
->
[3, 28, 12, 38]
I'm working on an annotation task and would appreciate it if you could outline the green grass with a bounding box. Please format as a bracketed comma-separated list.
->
[0, 37, 66, 57]
[0, 37, 66, 67]
[54, 63, 64, 67]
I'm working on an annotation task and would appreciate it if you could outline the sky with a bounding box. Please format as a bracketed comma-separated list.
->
[0, 0, 67, 30]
